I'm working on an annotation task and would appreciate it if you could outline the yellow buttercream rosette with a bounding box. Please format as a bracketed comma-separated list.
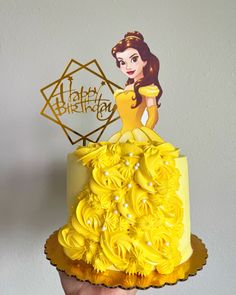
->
[58, 140, 184, 276]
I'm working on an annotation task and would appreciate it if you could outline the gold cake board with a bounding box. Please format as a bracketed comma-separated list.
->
[44, 230, 208, 290]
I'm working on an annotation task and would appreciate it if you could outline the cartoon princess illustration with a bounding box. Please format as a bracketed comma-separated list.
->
[108, 31, 164, 143]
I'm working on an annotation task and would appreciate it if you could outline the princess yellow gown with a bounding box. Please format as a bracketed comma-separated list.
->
[58, 85, 192, 277]
[108, 85, 164, 143]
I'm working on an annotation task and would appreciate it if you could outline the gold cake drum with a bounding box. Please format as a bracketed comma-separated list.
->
[44, 230, 208, 290]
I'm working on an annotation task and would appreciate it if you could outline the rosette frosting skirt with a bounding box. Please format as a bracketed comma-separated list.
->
[58, 136, 192, 276]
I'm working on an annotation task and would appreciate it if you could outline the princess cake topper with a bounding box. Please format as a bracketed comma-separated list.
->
[40, 31, 164, 145]
[108, 31, 164, 143]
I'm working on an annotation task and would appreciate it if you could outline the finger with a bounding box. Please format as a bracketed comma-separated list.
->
[58, 271, 83, 294]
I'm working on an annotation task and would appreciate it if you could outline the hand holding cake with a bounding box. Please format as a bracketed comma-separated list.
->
[59, 271, 137, 295]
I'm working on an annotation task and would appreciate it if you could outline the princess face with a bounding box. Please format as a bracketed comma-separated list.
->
[116, 48, 147, 80]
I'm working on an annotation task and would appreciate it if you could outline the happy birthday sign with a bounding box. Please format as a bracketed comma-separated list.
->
[51, 79, 113, 120]
[40, 59, 121, 145]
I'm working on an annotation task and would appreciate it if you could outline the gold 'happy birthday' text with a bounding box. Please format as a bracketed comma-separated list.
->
[51, 77, 113, 121]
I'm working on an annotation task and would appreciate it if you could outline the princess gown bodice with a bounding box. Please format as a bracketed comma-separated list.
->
[108, 85, 164, 143]
[114, 90, 146, 131]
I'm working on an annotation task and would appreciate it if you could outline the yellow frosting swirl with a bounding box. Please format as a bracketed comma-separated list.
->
[58, 139, 184, 276]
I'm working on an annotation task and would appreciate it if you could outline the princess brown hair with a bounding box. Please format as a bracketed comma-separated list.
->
[111, 31, 163, 108]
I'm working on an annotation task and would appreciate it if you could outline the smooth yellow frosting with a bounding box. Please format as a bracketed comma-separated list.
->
[59, 140, 192, 276]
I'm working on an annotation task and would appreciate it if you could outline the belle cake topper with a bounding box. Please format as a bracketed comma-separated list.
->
[43, 31, 208, 290]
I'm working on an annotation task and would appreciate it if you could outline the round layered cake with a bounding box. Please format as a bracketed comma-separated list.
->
[58, 140, 192, 276]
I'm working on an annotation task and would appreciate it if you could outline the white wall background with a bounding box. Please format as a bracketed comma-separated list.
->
[0, 0, 235, 294]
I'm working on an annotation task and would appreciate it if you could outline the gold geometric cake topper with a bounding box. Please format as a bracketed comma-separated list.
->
[40, 59, 121, 145]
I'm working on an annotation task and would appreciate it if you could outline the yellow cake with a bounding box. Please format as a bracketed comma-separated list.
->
[58, 85, 193, 276]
